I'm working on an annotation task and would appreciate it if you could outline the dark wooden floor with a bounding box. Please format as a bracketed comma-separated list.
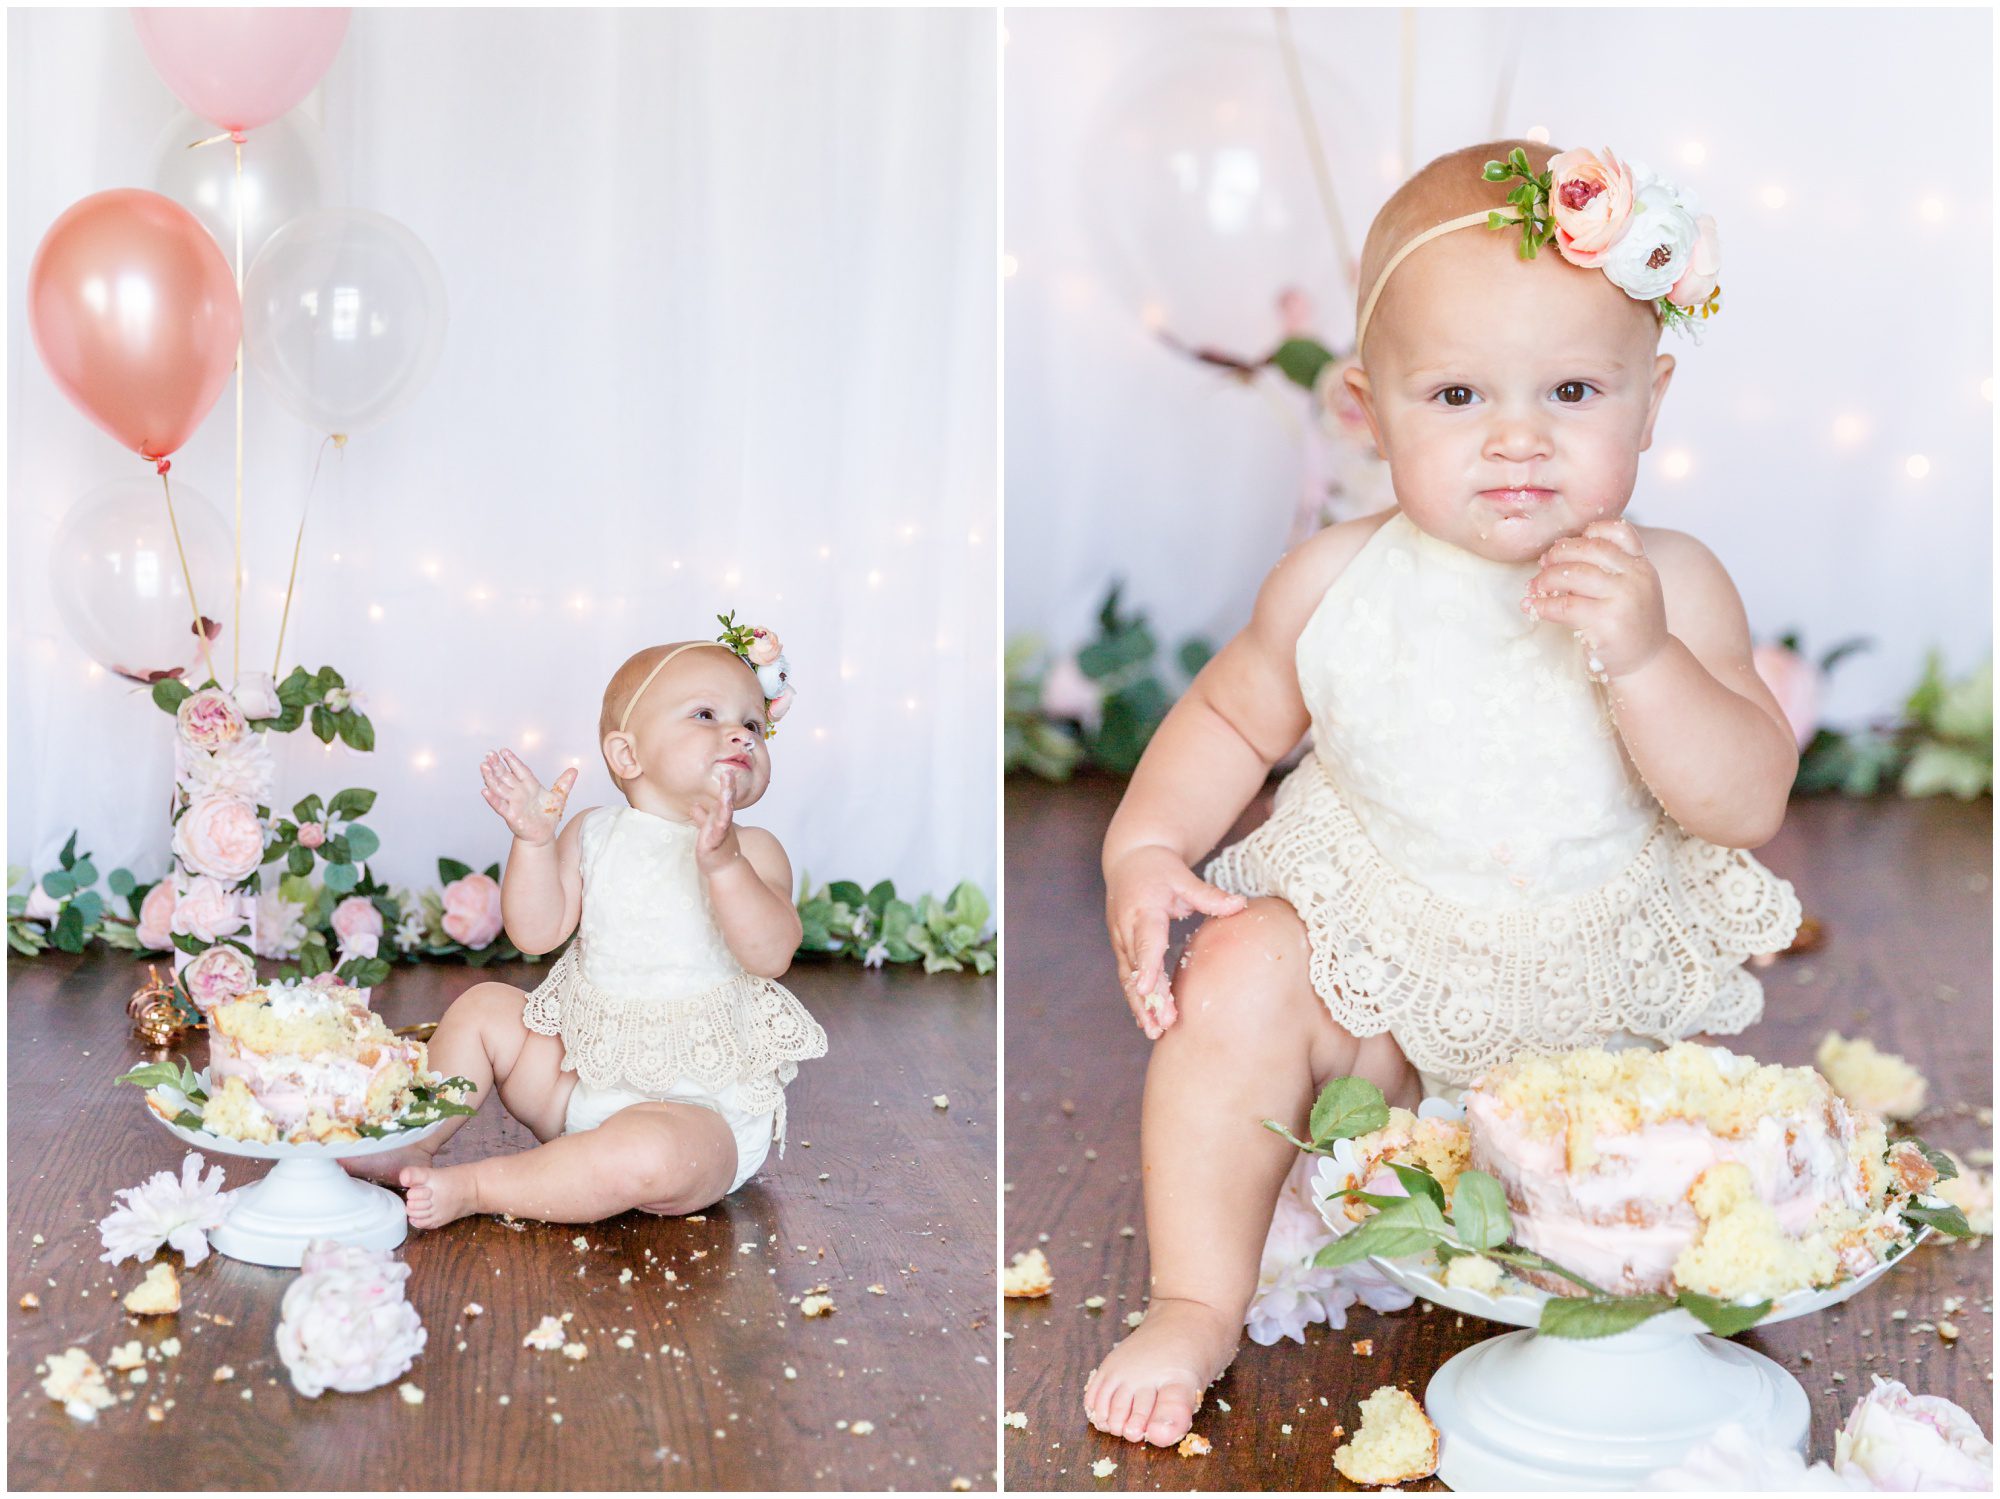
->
[10, 952, 996, 1491]
[1003, 773, 1994, 1491]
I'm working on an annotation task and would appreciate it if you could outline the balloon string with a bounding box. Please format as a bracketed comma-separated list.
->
[1271, 9, 1356, 300]
[232, 136, 245, 686]
[1400, 8, 1416, 179]
[272, 434, 344, 679]
[158, 468, 218, 686]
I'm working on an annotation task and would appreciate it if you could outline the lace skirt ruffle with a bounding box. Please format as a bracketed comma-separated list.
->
[1204, 756, 1802, 1088]
[522, 942, 828, 1121]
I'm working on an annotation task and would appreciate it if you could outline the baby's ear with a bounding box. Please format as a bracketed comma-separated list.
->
[601, 730, 641, 782]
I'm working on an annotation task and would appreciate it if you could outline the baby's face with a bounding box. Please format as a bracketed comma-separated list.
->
[615, 648, 772, 811]
[1348, 229, 1676, 564]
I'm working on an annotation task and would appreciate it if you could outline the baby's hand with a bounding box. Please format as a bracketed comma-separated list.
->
[479, 749, 577, 847]
[694, 768, 742, 876]
[1104, 845, 1247, 1040]
[1524, 519, 1668, 679]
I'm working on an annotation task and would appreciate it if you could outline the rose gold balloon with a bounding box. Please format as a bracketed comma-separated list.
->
[27, 188, 241, 461]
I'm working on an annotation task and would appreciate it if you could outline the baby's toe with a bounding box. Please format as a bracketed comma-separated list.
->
[1145, 1389, 1196, 1447]
[1122, 1385, 1159, 1444]
[1095, 1382, 1134, 1439]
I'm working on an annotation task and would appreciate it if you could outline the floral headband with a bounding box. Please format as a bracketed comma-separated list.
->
[615, 613, 796, 741]
[1354, 145, 1722, 357]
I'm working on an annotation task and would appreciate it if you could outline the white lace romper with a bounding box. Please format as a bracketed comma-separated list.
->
[1206, 511, 1802, 1097]
[522, 805, 828, 1194]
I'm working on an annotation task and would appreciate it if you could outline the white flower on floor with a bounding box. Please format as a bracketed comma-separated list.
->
[1642, 1422, 1870, 1490]
[98, 1152, 235, 1267]
[252, 886, 308, 960]
[1245, 1154, 1415, 1346]
[276, 1240, 427, 1397]
[1836, 1377, 1993, 1491]
[863, 941, 889, 969]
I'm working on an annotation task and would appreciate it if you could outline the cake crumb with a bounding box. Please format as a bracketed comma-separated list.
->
[462, 1302, 484, 1318]
[399, 1383, 424, 1405]
[562, 1343, 589, 1361]
[1003, 1247, 1053, 1299]
[932, 1095, 950, 1109]
[851, 1419, 876, 1436]
[124, 1262, 181, 1316]
[1091, 1457, 1117, 1478]
[1178, 1432, 1212, 1457]
[42, 1349, 116, 1422]
[212, 1365, 236, 1382]
[1083, 1295, 1105, 1311]
[1334, 1386, 1440, 1486]
[17, 1293, 39, 1310]
[523, 1316, 566, 1350]
[1351, 1339, 1374, 1356]
[106, 1342, 145, 1372]
[801, 1294, 836, 1318]
[867, 1284, 887, 1296]
[1003, 1410, 1027, 1429]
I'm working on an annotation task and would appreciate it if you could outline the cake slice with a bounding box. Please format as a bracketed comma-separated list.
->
[1333, 1386, 1440, 1485]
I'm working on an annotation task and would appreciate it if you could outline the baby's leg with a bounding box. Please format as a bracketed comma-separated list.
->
[1084, 896, 1420, 1448]
[401, 1100, 736, 1229]
[343, 980, 574, 1183]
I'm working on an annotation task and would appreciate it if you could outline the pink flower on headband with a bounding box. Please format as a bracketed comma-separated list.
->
[745, 629, 783, 667]
[1545, 147, 1635, 269]
[1668, 213, 1721, 311]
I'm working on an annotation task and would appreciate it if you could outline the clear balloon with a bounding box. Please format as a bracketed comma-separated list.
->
[244, 208, 448, 436]
[28, 188, 242, 460]
[1077, 34, 1364, 355]
[153, 108, 334, 273]
[133, 7, 349, 136]
[49, 476, 234, 684]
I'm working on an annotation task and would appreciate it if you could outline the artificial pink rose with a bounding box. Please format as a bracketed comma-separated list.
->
[745, 628, 783, 667]
[176, 687, 247, 753]
[135, 880, 177, 951]
[182, 943, 258, 1013]
[440, 873, 503, 949]
[1276, 286, 1315, 338]
[230, 671, 281, 722]
[23, 883, 63, 923]
[170, 875, 247, 944]
[1667, 212, 1721, 311]
[1313, 356, 1377, 450]
[767, 689, 795, 724]
[296, 821, 326, 850]
[1834, 1376, 1992, 1490]
[1546, 146, 1636, 269]
[1751, 643, 1822, 751]
[171, 797, 266, 883]
[331, 896, 384, 945]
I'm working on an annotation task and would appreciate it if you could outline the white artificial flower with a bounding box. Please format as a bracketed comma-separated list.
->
[98, 1153, 236, 1268]
[178, 731, 277, 807]
[1644, 1423, 1870, 1491]
[231, 672, 282, 722]
[1600, 162, 1700, 303]
[1836, 1376, 1992, 1491]
[1247, 1154, 1415, 1346]
[252, 886, 308, 960]
[323, 687, 352, 713]
[23, 883, 62, 923]
[755, 655, 794, 700]
[338, 930, 380, 970]
[276, 1239, 427, 1397]
[393, 909, 427, 955]
[863, 941, 889, 968]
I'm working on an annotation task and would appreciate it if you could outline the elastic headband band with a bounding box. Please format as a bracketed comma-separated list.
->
[1354, 207, 1518, 359]
[615, 641, 736, 734]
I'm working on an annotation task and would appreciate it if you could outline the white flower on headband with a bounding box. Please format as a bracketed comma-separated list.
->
[716, 611, 796, 738]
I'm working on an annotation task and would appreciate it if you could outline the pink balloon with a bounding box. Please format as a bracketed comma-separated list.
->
[133, 7, 349, 135]
[28, 189, 242, 462]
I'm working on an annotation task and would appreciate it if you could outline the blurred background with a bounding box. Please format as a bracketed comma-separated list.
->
[10, 8, 998, 900]
[1005, 7, 1991, 780]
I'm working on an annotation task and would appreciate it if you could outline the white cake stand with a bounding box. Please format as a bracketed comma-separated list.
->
[144, 1070, 453, 1268]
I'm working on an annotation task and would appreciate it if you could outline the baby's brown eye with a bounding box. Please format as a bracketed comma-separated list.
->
[1437, 386, 1475, 407]
[1555, 380, 1595, 403]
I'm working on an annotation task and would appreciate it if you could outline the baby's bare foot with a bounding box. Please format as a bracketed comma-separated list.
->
[1083, 1296, 1239, 1447]
[341, 1141, 437, 1186]
[401, 1163, 479, 1230]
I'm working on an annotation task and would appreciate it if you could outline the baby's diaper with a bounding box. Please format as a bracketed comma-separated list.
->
[563, 1073, 776, 1195]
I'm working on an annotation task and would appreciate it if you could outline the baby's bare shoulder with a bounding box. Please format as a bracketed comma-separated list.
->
[1634, 525, 1739, 600]
[1254, 509, 1398, 636]
[734, 825, 792, 885]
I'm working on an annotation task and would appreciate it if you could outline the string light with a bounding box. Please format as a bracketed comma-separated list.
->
[812, 726, 828, 741]
[1378, 151, 1402, 181]
[1002, 254, 1019, 278]
[1760, 185, 1788, 210]
[421, 560, 440, 579]
[412, 750, 435, 770]
[1905, 454, 1931, 480]
[467, 586, 490, 603]
[1918, 196, 1947, 224]
[1659, 449, 1693, 480]
[368, 603, 385, 622]
[1525, 125, 1550, 144]
[1139, 302, 1167, 332]
[723, 568, 741, 586]
[1678, 141, 1706, 167]
[968, 530, 982, 546]
[899, 525, 917, 541]
[904, 695, 919, 712]
[839, 661, 856, 681]
[1831, 413, 1870, 446]
[329, 552, 342, 564]
[86, 661, 102, 680]
[866, 570, 883, 587]
[522, 729, 542, 749]
[1981, 377, 1993, 402]
[817, 545, 832, 560]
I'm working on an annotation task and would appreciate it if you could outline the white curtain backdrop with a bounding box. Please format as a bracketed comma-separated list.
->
[9, 8, 997, 900]
[1006, 7, 1992, 726]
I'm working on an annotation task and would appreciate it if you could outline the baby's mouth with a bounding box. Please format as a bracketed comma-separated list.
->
[717, 754, 753, 773]
[1480, 487, 1556, 519]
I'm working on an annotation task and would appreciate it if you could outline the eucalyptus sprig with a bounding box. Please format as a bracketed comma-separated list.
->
[1480, 149, 1557, 261]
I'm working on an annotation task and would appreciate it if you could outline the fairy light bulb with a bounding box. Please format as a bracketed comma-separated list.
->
[1139, 302, 1167, 332]
[522, 729, 542, 749]
[968, 530, 982, 546]
[1918, 196, 1947, 224]
[413, 750, 435, 770]
[1981, 377, 1994, 402]
[421, 560, 440, 579]
[1678, 141, 1707, 167]
[839, 661, 856, 682]
[1660, 449, 1693, 481]
[1525, 125, 1550, 144]
[1905, 454, 1931, 480]
[866, 570, 883, 588]
[368, 603, 385, 622]
[1002, 254, 1019, 278]
[1760, 185, 1788, 210]
[1830, 413, 1869, 447]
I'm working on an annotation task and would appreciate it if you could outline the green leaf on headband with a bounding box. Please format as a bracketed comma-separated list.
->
[1483, 160, 1510, 181]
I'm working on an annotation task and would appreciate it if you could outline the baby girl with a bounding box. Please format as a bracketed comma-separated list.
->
[354, 619, 826, 1227]
[1084, 141, 1801, 1446]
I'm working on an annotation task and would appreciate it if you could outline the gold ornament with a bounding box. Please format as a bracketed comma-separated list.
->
[128, 965, 190, 1048]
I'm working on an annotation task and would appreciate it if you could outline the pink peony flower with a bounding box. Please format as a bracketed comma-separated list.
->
[23, 883, 62, 923]
[230, 671, 281, 722]
[745, 629, 784, 667]
[767, 689, 795, 724]
[1039, 654, 1103, 733]
[98, 1152, 235, 1268]
[175, 687, 246, 753]
[276, 1240, 427, 1398]
[1668, 213, 1721, 311]
[331, 896, 384, 945]
[1836, 1377, 1992, 1490]
[1546, 146, 1637, 269]
[296, 821, 326, 850]
[135, 881, 177, 951]
[1752, 643, 1822, 751]
[182, 943, 257, 1012]
[440, 873, 503, 949]
[1643, 1422, 1870, 1491]
[1277, 286, 1316, 338]
[170, 876, 246, 945]
[171, 797, 265, 884]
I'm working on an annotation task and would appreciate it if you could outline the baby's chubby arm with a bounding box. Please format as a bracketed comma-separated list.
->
[1529, 521, 1797, 847]
[1102, 513, 1390, 1036]
[477, 748, 588, 956]
[694, 774, 802, 980]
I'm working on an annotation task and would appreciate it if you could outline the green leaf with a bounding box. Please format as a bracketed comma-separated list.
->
[1536, 1295, 1673, 1339]
[288, 845, 314, 878]
[1900, 741, 1989, 800]
[1268, 336, 1336, 391]
[829, 880, 867, 909]
[51, 904, 87, 953]
[1902, 1201, 1974, 1237]
[298, 935, 333, 977]
[946, 880, 991, 933]
[881, 900, 916, 941]
[1675, 1289, 1772, 1336]
[293, 794, 325, 825]
[324, 835, 352, 865]
[108, 867, 136, 898]
[970, 949, 996, 975]
[1308, 1076, 1390, 1147]
[151, 678, 194, 714]
[329, 788, 378, 820]
[170, 930, 208, 956]
[70, 857, 97, 888]
[864, 880, 895, 918]
[1176, 638, 1214, 680]
[483, 863, 500, 882]
[1312, 1199, 1448, 1268]
[336, 956, 392, 989]
[39, 870, 77, 900]
[310, 705, 335, 743]
[277, 667, 313, 707]
[338, 712, 376, 753]
[323, 861, 359, 894]
[71, 891, 105, 927]
[1449, 1169, 1512, 1250]
[438, 858, 473, 884]
[344, 824, 380, 862]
